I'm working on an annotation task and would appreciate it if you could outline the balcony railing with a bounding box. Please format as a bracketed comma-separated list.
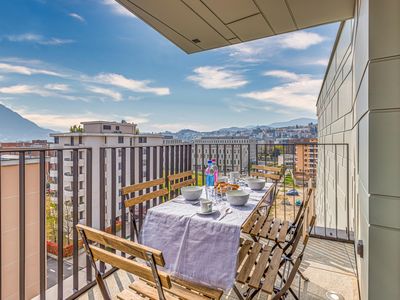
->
[0, 142, 351, 299]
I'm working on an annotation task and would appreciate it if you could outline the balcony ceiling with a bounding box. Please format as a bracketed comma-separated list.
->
[116, 0, 355, 53]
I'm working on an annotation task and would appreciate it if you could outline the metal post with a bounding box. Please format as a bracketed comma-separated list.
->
[121, 148, 126, 240]
[138, 148, 144, 230]
[39, 151, 46, 299]
[99, 148, 105, 273]
[57, 150, 64, 299]
[111, 148, 116, 238]
[130, 147, 135, 241]
[72, 149, 79, 291]
[19, 152, 26, 300]
[194, 144, 198, 185]
[86, 148, 93, 282]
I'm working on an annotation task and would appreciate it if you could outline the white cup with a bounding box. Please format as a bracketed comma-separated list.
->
[200, 200, 212, 213]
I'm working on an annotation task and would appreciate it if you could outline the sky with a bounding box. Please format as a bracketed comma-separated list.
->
[0, 0, 339, 133]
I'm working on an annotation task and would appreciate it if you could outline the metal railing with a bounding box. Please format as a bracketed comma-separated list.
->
[0, 142, 351, 300]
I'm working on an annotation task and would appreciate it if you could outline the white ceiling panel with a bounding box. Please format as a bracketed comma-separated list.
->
[255, 0, 297, 33]
[228, 14, 274, 42]
[202, 0, 259, 24]
[182, 0, 236, 40]
[287, 0, 355, 29]
[116, 0, 355, 53]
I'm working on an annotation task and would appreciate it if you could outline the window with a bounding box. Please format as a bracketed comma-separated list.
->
[54, 137, 59, 144]
[79, 136, 82, 145]
[103, 125, 111, 130]
[118, 176, 121, 183]
[139, 137, 147, 143]
[79, 166, 83, 174]
[118, 136, 124, 144]
[70, 137, 74, 146]
[116, 126, 120, 130]
[79, 181, 83, 189]
[79, 211, 84, 220]
[79, 151, 83, 159]
[79, 196, 84, 204]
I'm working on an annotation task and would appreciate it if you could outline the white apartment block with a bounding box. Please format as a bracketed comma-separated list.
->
[49, 121, 163, 229]
[192, 136, 256, 173]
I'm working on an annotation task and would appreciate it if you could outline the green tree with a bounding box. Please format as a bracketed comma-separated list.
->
[69, 124, 83, 133]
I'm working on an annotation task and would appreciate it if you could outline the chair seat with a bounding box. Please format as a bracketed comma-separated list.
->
[243, 216, 289, 243]
[119, 278, 221, 300]
[236, 239, 283, 294]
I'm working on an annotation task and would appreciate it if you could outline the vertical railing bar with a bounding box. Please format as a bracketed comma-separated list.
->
[159, 146, 163, 204]
[335, 144, 338, 239]
[231, 144, 234, 172]
[264, 144, 267, 166]
[57, 149, 64, 299]
[346, 144, 350, 240]
[145, 147, 151, 211]
[175, 145, 179, 193]
[129, 147, 135, 241]
[86, 148, 93, 281]
[138, 148, 144, 230]
[324, 145, 327, 237]
[247, 144, 251, 176]
[216, 144, 219, 170]
[121, 148, 126, 240]
[240, 144, 243, 175]
[19, 152, 26, 300]
[152, 146, 157, 207]
[180, 145, 184, 173]
[255, 144, 259, 166]
[72, 149, 79, 291]
[39, 151, 46, 299]
[99, 148, 105, 272]
[194, 144, 198, 185]
[165, 146, 170, 196]
[111, 148, 117, 239]
[302, 145, 305, 225]
[201, 144, 205, 184]
[0, 151, 2, 298]
[208, 144, 211, 161]
[223, 144, 227, 176]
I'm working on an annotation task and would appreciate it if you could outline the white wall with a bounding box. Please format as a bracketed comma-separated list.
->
[317, 0, 400, 299]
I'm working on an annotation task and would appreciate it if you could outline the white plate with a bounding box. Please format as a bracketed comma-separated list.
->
[196, 209, 219, 215]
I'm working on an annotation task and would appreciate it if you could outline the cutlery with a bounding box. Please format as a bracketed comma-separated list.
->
[217, 207, 232, 221]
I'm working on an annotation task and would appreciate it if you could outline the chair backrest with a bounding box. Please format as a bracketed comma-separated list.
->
[250, 165, 283, 182]
[76, 224, 172, 288]
[121, 177, 168, 209]
[168, 170, 195, 193]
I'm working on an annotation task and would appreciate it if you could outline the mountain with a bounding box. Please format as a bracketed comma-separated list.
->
[267, 118, 317, 128]
[0, 104, 54, 141]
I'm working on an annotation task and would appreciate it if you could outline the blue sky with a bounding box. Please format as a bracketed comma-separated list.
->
[0, 0, 339, 132]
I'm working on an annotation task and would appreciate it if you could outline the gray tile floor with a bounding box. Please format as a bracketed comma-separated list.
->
[77, 238, 359, 300]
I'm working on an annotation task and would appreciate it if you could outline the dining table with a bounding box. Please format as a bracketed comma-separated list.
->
[139, 182, 274, 291]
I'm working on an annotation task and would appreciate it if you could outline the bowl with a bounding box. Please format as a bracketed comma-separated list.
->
[217, 176, 228, 183]
[246, 178, 266, 191]
[227, 190, 250, 206]
[181, 186, 203, 201]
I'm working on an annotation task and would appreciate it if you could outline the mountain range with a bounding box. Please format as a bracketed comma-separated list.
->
[0, 104, 54, 142]
[162, 118, 317, 141]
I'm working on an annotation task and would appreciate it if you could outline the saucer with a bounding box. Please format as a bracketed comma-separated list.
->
[196, 209, 219, 215]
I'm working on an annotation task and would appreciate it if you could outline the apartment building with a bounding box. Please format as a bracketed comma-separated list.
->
[0, 157, 41, 299]
[49, 121, 163, 229]
[294, 138, 318, 176]
[192, 136, 256, 173]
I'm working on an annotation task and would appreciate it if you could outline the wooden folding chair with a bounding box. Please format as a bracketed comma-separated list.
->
[76, 224, 223, 300]
[167, 170, 195, 197]
[250, 165, 283, 184]
[121, 178, 168, 241]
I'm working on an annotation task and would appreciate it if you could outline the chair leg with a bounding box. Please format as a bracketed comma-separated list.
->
[289, 259, 309, 281]
[233, 284, 245, 300]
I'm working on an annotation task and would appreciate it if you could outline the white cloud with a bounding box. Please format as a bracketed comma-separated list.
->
[187, 66, 248, 89]
[0, 84, 53, 97]
[45, 83, 70, 91]
[144, 122, 214, 133]
[87, 85, 122, 101]
[239, 72, 321, 113]
[68, 13, 85, 22]
[224, 31, 325, 63]
[94, 73, 170, 96]
[307, 58, 329, 66]
[0, 62, 63, 76]
[262, 70, 305, 81]
[4, 33, 74, 45]
[277, 31, 325, 50]
[102, 0, 137, 18]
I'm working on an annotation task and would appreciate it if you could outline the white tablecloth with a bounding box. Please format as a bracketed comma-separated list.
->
[140, 183, 273, 290]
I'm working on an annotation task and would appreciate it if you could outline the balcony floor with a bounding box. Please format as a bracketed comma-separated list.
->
[77, 237, 359, 300]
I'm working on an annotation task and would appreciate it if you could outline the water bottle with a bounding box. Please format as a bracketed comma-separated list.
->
[205, 160, 214, 187]
[212, 159, 218, 184]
